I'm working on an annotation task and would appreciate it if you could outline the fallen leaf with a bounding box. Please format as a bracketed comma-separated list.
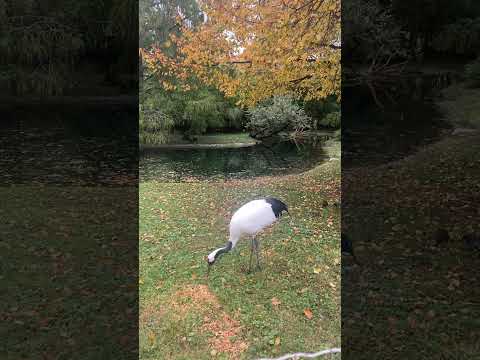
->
[313, 267, 321, 274]
[274, 337, 281, 346]
[271, 297, 281, 306]
[148, 332, 155, 346]
[304, 308, 313, 319]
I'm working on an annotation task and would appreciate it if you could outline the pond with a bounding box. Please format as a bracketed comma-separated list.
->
[140, 139, 331, 182]
[342, 72, 459, 168]
[1, 105, 138, 186]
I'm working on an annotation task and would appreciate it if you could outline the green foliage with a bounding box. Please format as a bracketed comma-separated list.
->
[0, 15, 84, 95]
[247, 96, 312, 138]
[225, 107, 246, 129]
[343, 0, 408, 64]
[303, 97, 340, 130]
[181, 90, 231, 135]
[319, 111, 341, 129]
[432, 18, 480, 56]
[140, 84, 245, 143]
[139, 105, 174, 145]
[1, 0, 138, 95]
[465, 56, 480, 87]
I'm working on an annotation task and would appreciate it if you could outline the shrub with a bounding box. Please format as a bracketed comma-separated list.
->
[139, 106, 174, 144]
[319, 111, 341, 128]
[246, 96, 311, 138]
[432, 18, 480, 57]
[465, 56, 480, 87]
[225, 107, 245, 129]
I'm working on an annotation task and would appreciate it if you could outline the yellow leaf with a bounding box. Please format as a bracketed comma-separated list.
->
[148, 331, 155, 345]
[274, 337, 281, 346]
[313, 267, 321, 274]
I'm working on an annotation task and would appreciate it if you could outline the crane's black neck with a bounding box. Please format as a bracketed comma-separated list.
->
[214, 241, 233, 261]
[265, 197, 288, 218]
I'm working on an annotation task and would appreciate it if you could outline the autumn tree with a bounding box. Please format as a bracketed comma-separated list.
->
[143, 0, 341, 107]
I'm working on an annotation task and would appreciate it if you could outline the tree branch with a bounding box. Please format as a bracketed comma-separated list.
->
[256, 347, 341, 360]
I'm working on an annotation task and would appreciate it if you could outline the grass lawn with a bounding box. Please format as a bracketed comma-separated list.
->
[438, 84, 480, 129]
[1, 186, 138, 359]
[166, 132, 256, 145]
[139, 141, 341, 359]
[342, 107, 480, 358]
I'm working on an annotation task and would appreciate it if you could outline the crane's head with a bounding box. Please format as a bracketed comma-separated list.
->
[206, 254, 215, 277]
[205, 242, 232, 277]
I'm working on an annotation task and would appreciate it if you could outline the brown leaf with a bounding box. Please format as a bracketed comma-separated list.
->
[303, 308, 313, 319]
[271, 297, 281, 306]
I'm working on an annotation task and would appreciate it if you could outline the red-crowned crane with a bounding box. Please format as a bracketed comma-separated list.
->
[206, 197, 288, 275]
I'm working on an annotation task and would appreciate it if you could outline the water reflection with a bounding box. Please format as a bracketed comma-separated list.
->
[140, 140, 328, 182]
[342, 73, 457, 168]
[1, 106, 138, 186]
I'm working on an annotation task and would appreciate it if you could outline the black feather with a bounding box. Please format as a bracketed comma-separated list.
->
[265, 197, 288, 218]
[464, 233, 480, 251]
[341, 233, 360, 265]
[341, 233, 353, 254]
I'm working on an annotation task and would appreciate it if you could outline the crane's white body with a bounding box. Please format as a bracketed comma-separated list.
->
[207, 198, 287, 265]
[228, 199, 277, 248]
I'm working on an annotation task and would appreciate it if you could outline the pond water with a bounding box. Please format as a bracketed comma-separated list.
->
[1, 105, 138, 186]
[140, 140, 330, 182]
[342, 72, 459, 168]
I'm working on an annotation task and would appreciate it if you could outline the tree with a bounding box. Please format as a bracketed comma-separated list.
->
[143, 0, 340, 107]
[0, 0, 138, 96]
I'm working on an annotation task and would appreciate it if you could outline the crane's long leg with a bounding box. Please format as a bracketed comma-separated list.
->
[254, 237, 261, 270]
[248, 236, 255, 273]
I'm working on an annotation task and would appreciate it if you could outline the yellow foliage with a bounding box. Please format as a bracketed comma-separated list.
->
[142, 0, 341, 106]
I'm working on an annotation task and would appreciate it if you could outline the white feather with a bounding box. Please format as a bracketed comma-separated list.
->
[228, 199, 277, 248]
[207, 247, 224, 262]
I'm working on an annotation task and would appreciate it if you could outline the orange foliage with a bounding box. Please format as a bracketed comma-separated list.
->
[142, 0, 340, 106]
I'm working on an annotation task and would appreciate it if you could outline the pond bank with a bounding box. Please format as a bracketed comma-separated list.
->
[140, 142, 259, 150]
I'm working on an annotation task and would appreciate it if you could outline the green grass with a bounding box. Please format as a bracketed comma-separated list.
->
[438, 84, 480, 129]
[166, 132, 256, 145]
[343, 132, 480, 359]
[0, 186, 138, 359]
[139, 145, 341, 359]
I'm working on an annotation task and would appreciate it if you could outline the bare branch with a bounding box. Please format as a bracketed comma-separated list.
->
[256, 347, 341, 360]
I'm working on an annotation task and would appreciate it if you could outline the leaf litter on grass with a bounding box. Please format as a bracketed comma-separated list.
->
[140, 145, 341, 359]
[170, 285, 249, 359]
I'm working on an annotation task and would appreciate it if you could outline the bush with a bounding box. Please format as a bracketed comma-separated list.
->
[139, 106, 174, 144]
[246, 96, 311, 138]
[432, 18, 480, 57]
[465, 56, 480, 87]
[319, 111, 341, 128]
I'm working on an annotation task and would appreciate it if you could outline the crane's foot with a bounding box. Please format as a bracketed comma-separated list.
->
[242, 265, 262, 274]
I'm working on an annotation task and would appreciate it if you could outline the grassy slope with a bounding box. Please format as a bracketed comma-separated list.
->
[438, 84, 480, 129]
[342, 85, 480, 359]
[139, 142, 340, 359]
